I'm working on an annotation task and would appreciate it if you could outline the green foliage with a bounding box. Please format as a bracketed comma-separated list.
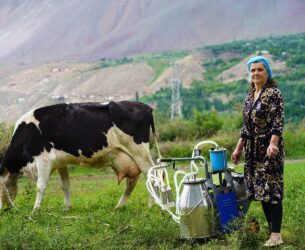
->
[155, 110, 229, 143]
[278, 81, 305, 122]
[203, 33, 305, 61]
[156, 131, 241, 161]
[146, 58, 171, 83]
[153, 106, 305, 160]
[283, 123, 305, 158]
[202, 57, 241, 81]
[220, 112, 243, 132]
[156, 118, 196, 141]
[277, 65, 305, 83]
[143, 80, 249, 120]
[143, 33, 305, 123]
[142, 87, 172, 115]
[159, 141, 194, 158]
[193, 109, 223, 137]
[93, 57, 133, 69]
[286, 54, 305, 67]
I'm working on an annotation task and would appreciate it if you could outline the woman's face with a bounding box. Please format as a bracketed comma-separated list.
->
[250, 62, 268, 86]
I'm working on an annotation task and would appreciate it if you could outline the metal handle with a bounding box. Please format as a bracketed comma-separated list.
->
[159, 156, 205, 162]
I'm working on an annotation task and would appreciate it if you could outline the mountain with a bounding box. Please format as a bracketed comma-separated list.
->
[1, 0, 305, 62]
[1, 1, 305, 123]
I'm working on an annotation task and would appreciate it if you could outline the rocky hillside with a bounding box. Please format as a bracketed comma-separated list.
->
[0, 52, 207, 122]
[0, 47, 291, 123]
[1, 0, 305, 62]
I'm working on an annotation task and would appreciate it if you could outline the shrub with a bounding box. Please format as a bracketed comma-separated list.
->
[159, 141, 194, 158]
[193, 109, 223, 137]
[156, 118, 196, 141]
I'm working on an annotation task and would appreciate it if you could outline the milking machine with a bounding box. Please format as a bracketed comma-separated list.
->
[146, 140, 251, 240]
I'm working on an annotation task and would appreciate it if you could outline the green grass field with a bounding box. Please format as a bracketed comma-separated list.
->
[0, 162, 304, 250]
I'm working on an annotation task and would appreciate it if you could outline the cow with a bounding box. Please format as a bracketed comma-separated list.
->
[0, 101, 161, 213]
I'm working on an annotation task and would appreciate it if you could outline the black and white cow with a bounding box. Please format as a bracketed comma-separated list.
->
[0, 101, 160, 212]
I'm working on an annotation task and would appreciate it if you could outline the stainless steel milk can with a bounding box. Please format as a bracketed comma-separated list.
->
[178, 178, 217, 239]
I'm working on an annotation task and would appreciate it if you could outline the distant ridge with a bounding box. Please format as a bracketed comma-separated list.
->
[1, 0, 305, 62]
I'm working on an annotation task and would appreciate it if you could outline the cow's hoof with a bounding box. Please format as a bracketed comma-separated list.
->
[30, 208, 42, 217]
[63, 206, 72, 212]
[114, 205, 125, 210]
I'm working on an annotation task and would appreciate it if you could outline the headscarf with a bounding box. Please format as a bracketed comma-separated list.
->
[246, 56, 272, 80]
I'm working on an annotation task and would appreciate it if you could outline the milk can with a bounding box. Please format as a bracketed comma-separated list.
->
[179, 178, 217, 239]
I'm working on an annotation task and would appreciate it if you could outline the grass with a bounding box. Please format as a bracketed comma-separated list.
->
[0, 162, 304, 249]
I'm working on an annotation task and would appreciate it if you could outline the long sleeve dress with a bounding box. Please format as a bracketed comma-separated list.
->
[240, 84, 285, 202]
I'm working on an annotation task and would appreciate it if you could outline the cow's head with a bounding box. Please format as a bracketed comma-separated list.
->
[0, 170, 18, 209]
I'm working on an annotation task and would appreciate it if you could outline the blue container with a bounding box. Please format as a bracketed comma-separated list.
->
[209, 148, 227, 171]
[216, 192, 239, 232]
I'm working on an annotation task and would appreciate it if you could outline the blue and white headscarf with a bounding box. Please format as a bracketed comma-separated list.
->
[246, 56, 272, 80]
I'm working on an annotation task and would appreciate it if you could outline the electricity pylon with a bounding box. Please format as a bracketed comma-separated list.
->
[170, 61, 182, 119]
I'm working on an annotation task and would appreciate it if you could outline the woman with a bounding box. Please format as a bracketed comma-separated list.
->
[231, 56, 284, 247]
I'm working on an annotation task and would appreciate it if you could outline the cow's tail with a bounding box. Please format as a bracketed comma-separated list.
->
[0, 164, 3, 175]
[0, 155, 6, 175]
[0, 143, 11, 176]
[150, 115, 162, 160]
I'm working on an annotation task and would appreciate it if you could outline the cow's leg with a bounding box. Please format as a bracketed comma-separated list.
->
[115, 175, 140, 209]
[57, 167, 72, 211]
[32, 162, 52, 213]
[0, 173, 18, 209]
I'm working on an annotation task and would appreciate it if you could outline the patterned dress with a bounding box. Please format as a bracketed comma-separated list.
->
[240, 84, 285, 202]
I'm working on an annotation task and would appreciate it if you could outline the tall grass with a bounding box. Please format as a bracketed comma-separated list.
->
[0, 162, 303, 249]
[284, 123, 305, 158]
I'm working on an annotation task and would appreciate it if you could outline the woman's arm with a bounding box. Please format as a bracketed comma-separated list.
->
[231, 138, 243, 165]
[267, 88, 284, 158]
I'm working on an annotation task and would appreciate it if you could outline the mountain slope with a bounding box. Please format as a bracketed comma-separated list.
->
[1, 0, 305, 62]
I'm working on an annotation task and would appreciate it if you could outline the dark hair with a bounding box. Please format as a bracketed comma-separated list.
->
[251, 78, 277, 90]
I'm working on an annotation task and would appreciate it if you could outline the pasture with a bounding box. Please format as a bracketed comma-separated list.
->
[0, 162, 304, 250]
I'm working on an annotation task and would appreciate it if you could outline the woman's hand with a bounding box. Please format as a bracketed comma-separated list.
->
[267, 143, 279, 158]
[267, 135, 280, 158]
[231, 138, 243, 165]
[231, 149, 242, 165]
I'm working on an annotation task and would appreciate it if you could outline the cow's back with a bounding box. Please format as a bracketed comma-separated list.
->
[0, 101, 154, 175]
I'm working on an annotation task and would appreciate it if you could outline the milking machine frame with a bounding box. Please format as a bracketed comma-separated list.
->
[146, 140, 251, 239]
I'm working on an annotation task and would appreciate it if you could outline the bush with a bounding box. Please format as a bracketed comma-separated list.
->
[193, 109, 223, 137]
[156, 118, 196, 141]
[159, 141, 194, 158]
[220, 112, 243, 132]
